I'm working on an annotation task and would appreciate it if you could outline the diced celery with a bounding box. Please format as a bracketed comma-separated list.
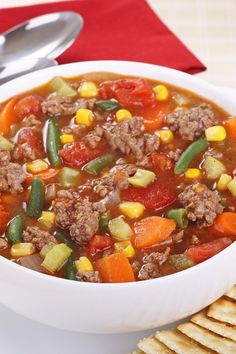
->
[50, 76, 77, 96]
[108, 217, 133, 241]
[42, 243, 72, 272]
[128, 169, 156, 187]
[59, 167, 80, 188]
[166, 208, 188, 229]
[168, 254, 195, 270]
[40, 242, 56, 258]
[0, 135, 14, 151]
[203, 156, 226, 179]
[172, 93, 189, 106]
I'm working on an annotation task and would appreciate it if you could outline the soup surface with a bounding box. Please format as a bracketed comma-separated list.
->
[0, 72, 235, 283]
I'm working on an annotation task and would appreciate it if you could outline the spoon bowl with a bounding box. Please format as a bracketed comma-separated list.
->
[0, 11, 83, 63]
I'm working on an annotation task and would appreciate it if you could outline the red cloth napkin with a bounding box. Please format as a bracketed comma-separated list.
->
[0, 0, 206, 74]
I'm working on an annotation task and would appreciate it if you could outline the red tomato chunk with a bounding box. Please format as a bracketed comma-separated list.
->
[186, 238, 232, 263]
[15, 95, 43, 120]
[89, 235, 114, 256]
[59, 142, 101, 168]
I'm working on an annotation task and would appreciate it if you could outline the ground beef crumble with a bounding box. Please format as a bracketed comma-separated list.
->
[76, 270, 101, 283]
[0, 238, 8, 250]
[0, 149, 26, 194]
[138, 248, 170, 280]
[22, 114, 42, 130]
[166, 103, 217, 141]
[178, 183, 224, 227]
[23, 226, 57, 250]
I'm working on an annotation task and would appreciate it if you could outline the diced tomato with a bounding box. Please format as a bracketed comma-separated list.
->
[59, 142, 101, 168]
[99, 79, 157, 109]
[14, 95, 43, 120]
[151, 153, 174, 172]
[143, 102, 172, 132]
[25, 169, 59, 186]
[185, 237, 232, 263]
[0, 203, 10, 233]
[88, 235, 114, 256]
[121, 179, 176, 210]
[17, 128, 45, 158]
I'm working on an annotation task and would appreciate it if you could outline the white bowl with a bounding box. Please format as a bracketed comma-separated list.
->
[0, 61, 236, 334]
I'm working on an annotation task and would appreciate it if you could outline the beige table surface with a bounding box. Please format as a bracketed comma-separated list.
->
[1, 0, 236, 89]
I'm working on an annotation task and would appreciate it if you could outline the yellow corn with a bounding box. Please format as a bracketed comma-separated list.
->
[116, 109, 132, 122]
[11, 243, 35, 258]
[158, 130, 174, 144]
[185, 168, 201, 179]
[38, 211, 55, 230]
[205, 125, 226, 142]
[119, 201, 145, 219]
[227, 178, 236, 197]
[60, 134, 74, 144]
[75, 108, 94, 126]
[79, 81, 98, 98]
[217, 173, 232, 191]
[114, 241, 135, 258]
[153, 84, 169, 101]
[26, 159, 48, 174]
[75, 256, 93, 272]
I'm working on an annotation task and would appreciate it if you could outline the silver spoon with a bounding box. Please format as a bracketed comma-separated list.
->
[0, 11, 84, 64]
[0, 57, 57, 85]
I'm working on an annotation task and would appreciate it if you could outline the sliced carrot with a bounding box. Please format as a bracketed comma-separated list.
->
[143, 103, 171, 133]
[224, 117, 236, 140]
[95, 253, 135, 283]
[132, 216, 176, 249]
[214, 212, 236, 236]
[0, 98, 18, 135]
[24, 169, 59, 186]
[0, 204, 10, 233]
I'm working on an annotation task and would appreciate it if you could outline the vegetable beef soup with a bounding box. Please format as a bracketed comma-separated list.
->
[0, 72, 235, 283]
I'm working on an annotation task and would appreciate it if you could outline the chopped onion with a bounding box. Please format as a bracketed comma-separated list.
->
[45, 184, 58, 203]
[19, 254, 42, 272]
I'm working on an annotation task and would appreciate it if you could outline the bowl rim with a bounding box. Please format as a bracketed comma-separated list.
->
[0, 59, 235, 289]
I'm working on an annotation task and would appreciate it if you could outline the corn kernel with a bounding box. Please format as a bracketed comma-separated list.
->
[75, 256, 93, 272]
[75, 108, 94, 126]
[205, 125, 226, 142]
[227, 178, 236, 197]
[153, 84, 169, 101]
[185, 168, 201, 179]
[38, 211, 55, 230]
[114, 241, 135, 258]
[119, 201, 145, 219]
[116, 109, 132, 122]
[217, 173, 232, 191]
[26, 159, 48, 174]
[60, 134, 74, 144]
[11, 243, 35, 258]
[79, 81, 98, 98]
[158, 130, 174, 144]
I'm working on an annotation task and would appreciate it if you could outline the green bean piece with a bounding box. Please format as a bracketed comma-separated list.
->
[27, 178, 44, 218]
[99, 212, 110, 230]
[65, 255, 77, 280]
[54, 231, 72, 246]
[6, 214, 24, 244]
[166, 208, 188, 229]
[174, 139, 208, 175]
[168, 254, 195, 270]
[94, 100, 120, 111]
[46, 118, 61, 167]
[84, 154, 115, 175]
[50, 76, 77, 96]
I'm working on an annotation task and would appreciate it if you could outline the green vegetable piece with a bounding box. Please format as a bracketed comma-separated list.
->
[99, 212, 110, 230]
[0, 135, 14, 151]
[166, 208, 188, 229]
[42, 243, 72, 273]
[84, 154, 115, 175]
[128, 168, 156, 187]
[6, 214, 24, 244]
[40, 242, 56, 258]
[54, 231, 72, 246]
[203, 156, 226, 179]
[50, 76, 77, 96]
[227, 178, 236, 197]
[65, 255, 77, 280]
[174, 139, 208, 175]
[94, 100, 120, 111]
[59, 167, 80, 188]
[172, 94, 189, 106]
[168, 254, 195, 270]
[218, 192, 227, 206]
[46, 118, 61, 167]
[27, 178, 44, 218]
[108, 217, 132, 241]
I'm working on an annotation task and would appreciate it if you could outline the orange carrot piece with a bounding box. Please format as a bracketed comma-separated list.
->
[214, 212, 236, 236]
[0, 204, 10, 233]
[132, 216, 176, 249]
[143, 103, 171, 133]
[25, 169, 59, 186]
[0, 98, 18, 135]
[224, 117, 236, 140]
[95, 253, 135, 283]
